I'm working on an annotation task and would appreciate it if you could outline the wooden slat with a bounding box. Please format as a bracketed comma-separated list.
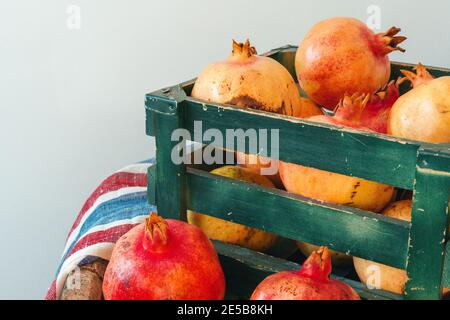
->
[405, 151, 450, 299]
[214, 240, 402, 300]
[442, 242, 450, 289]
[184, 99, 420, 189]
[150, 94, 188, 221]
[61, 259, 108, 300]
[186, 167, 410, 269]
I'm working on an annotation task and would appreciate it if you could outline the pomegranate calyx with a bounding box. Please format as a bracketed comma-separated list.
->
[334, 93, 371, 123]
[377, 26, 407, 55]
[400, 63, 434, 88]
[231, 39, 257, 59]
[372, 79, 401, 108]
[144, 212, 168, 247]
[298, 246, 332, 281]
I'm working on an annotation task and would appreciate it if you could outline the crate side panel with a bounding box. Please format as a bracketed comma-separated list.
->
[214, 241, 402, 300]
[405, 166, 450, 299]
[185, 100, 419, 189]
[188, 168, 410, 268]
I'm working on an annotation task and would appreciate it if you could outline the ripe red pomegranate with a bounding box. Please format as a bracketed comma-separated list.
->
[360, 80, 400, 134]
[251, 247, 360, 300]
[296, 17, 406, 109]
[103, 212, 225, 300]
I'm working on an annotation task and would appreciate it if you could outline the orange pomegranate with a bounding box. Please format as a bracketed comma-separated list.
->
[388, 63, 450, 143]
[279, 94, 395, 212]
[354, 200, 450, 296]
[192, 40, 320, 185]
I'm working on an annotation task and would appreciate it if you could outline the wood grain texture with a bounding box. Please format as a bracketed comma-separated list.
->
[152, 100, 187, 221]
[185, 167, 409, 268]
[443, 242, 450, 293]
[405, 149, 450, 299]
[61, 259, 108, 300]
[183, 99, 420, 190]
[214, 240, 402, 300]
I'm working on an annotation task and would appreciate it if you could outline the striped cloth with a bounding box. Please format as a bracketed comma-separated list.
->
[45, 159, 156, 300]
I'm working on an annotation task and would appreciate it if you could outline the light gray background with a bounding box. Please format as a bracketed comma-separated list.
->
[0, 0, 449, 299]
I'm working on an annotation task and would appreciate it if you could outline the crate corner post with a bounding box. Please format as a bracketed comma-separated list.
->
[145, 88, 188, 221]
[405, 146, 450, 299]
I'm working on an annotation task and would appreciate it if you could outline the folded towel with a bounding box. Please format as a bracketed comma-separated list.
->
[45, 159, 156, 300]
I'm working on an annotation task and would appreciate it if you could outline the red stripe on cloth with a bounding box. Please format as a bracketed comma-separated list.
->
[45, 280, 56, 300]
[66, 172, 147, 240]
[65, 224, 137, 260]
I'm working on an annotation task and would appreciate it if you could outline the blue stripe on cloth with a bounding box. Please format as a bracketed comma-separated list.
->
[138, 158, 155, 164]
[57, 191, 156, 275]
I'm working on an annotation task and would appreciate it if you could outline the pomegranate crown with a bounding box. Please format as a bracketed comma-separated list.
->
[298, 246, 332, 280]
[369, 79, 401, 111]
[145, 212, 168, 245]
[231, 39, 257, 58]
[377, 26, 407, 55]
[400, 63, 434, 88]
[334, 93, 371, 122]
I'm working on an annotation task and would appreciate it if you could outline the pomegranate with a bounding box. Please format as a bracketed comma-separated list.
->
[388, 63, 450, 143]
[235, 155, 283, 188]
[192, 39, 317, 116]
[251, 247, 360, 300]
[354, 200, 450, 296]
[296, 17, 406, 109]
[279, 94, 395, 212]
[360, 80, 401, 134]
[236, 96, 323, 187]
[192, 40, 321, 185]
[296, 242, 352, 267]
[187, 166, 278, 252]
[103, 212, 225, 300]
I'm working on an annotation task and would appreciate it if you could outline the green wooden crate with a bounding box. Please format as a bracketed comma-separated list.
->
[145, 45, 450, 300]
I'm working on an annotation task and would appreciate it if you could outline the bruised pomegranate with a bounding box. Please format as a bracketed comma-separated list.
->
[251, 247, 360, 300]
[279, 94, 395, 212]
[192, 39, 318, 116]
[102, 212, 225, 300]
[192, 40, 321, 185]
[388, 63, 450, 143]
[296, 17, 406, 109]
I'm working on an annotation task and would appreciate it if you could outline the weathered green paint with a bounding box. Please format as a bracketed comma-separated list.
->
[442, 242, 450, 289]
[147, 165, 156, 205]
[405, 148, 450, 299]
[186, 167, 410, 268]
[146, 93, 187, 221]
[184, 99, 420, 189]
[214, 240, 403, 300]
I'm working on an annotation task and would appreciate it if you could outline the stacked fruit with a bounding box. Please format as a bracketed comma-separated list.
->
[103, 17, 449, 300]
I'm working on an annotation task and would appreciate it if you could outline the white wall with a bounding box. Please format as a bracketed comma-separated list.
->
[0, 0, 448, 299]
